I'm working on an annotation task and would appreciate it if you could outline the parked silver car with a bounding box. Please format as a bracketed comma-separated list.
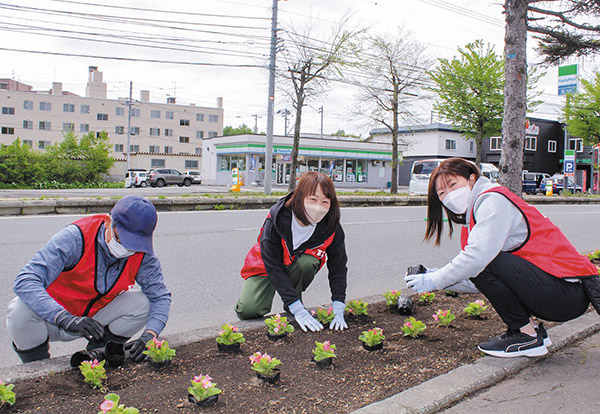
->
[184, 170, 202, 184]
[148, 168, 192, 187]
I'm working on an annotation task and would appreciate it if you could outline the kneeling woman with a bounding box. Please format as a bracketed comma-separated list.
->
[235, 171, 348, 332]
[405, 157, 599, 357]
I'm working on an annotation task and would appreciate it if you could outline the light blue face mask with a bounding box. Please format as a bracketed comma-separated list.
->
[107, 225, 135, 259]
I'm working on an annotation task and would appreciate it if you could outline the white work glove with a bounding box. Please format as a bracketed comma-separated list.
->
[329, 301, 347, 331]
[404, 273, 437, 293]
[288, 300, 323, 332]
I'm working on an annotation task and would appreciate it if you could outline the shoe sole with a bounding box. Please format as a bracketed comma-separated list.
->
[543, 337, 552, 347]
[478, 345, 548, 358]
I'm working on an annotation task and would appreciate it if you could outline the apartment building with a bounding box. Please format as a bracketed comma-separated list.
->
[0, 66, 224, 176]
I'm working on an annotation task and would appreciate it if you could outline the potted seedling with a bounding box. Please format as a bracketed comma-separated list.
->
[444, 290, 459, 297]
[311, 340, 337, 369]
[215, 323, 245, 353]
[249, 352, 282, 384]
[311, 307, 336, 326]
[464, 299, 489, 319]
[401, 317, 427, 338]
[99, 393, 139, 413]
[264, 314, 294, 341]
[0, 379, 16, 409]
[79, 359, 107, 392]
[345, 299, 368, 318]
[587, 249, 600, 265]
[359, 327, 385, 351]
[143, 338, 176, 368]
[187, 374, 222, 407]
[397, 295, 415, 315]
[432, 309, 455, 327]
[383, 289, 402, 310]
[418, 291, 435, 305]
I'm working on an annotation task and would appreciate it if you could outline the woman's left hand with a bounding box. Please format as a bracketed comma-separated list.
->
[330, 301, 347, 330]
[404, 273, 436, 293]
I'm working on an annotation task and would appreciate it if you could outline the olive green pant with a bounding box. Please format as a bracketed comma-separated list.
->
[235, 254, 320, 320]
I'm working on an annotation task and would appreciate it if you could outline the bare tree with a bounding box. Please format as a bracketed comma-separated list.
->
[352, 28, 431, 194]
[278, 19, 361, 191]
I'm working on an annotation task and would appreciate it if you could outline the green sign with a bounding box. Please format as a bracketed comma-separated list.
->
[558, 65, 578, 76]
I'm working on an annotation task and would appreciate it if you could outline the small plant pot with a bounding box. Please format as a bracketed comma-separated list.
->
[149, 359, 171, 369]
[256, 369, 281, 384]
[188, 394, 219, 407]
[267, 332, 288, 342]
[444, 290, 459, 297]
[313, 357, 333, 369]
[591, 258, 600, 265]
[105, 341, 125, 368]
[217, 342, 241, 354]
[397, 296, 414, 315]
[362, 342, 384, 352]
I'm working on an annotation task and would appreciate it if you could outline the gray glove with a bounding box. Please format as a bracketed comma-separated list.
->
[55, 311, 105, 341]
[124, 331, 154, 362]
[330, 301, 347, 331]
[288, 300, 323, 332]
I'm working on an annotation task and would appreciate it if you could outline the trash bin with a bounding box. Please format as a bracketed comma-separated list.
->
[387, 181, 392, 188]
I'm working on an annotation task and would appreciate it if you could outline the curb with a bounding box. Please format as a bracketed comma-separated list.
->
[350, 311, 600, 414]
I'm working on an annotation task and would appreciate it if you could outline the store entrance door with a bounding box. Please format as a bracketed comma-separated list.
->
[276, 162, 291, 185]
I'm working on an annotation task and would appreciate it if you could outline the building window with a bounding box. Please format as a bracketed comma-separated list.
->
[164, 128, 173, 137]
[2, 106, 15, 115]
[166, 111, 174, 120]
[80, 123, 89, 132]
[23, 120, 33, 129]
[524, 136, 537, 151]
[23, 140, 33, 147]
[115, 144, 124, 152]
[115, 126, 124, 134]
[208, 114, 218, 123]
[115, 107, 125, 116]
[80, 104, 90, 114]
[185, 160, 199, 169]
[469, 141, 474, 152]
[39, 121, 51, 130]
[130, 145, 139, 152]
[179, 136, 190, 143]
[569, 138, 583, 153]
[149, 145, 159, 153]
[23, 100, 34, 110]
[151, 159, 166, 168]
[208, 131, 218, 138]
[39, 101, 51, 111]
[548, 140, 557, 153]
[151, 110, 161, 119]
[0, 82, 7, 90]
[196, 130, 204, 139]
[164, 146, 173, 154]
[131, 126, 140, 135]
[63, 103, 74, 113]
[150, 127, 160, 136]
[63, 123, 75, 132]
[445, 139, 456, 150]
[38, 140, 51, 149]
[97, 113, 108, 121]
[196, 113, 204, 122]
[131, 108, 140, 117]
[1, 127, 14, 135]
[490, 136, 502, 151]
[180, 119, 190, 126]
[195, 147, 202, 155]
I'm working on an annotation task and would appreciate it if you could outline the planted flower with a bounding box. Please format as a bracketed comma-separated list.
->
[249, 352, 282, 383]
[418, 292, 435, 304]
[401, 317, 427, 338]
[143, 338, 176, 368]
[80, 359, 107, 392]
[346, 299, 368, 316]
[98, 393, 139, 414]
[359, 327, 385, 351]
[0, 379, 16, 408]
[311, 307, 336, 325]
[264, 314, 294, 340]
[587, 249, 600, 263]
[216, 323, 245, 353]
[312, 340, 336, 368]
[383, 289, 402, 307]
[464, 299, 488, 318]
[432, 309, 455, 327]
[187, 374, 222, 407]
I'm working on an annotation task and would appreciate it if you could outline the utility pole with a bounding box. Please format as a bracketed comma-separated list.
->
[264, 0, 279, 194]
[318, 106, 324, 139]
[126, 81, 132, 172]
[277, 109, 290, 136]
[252, 114, 259, 134]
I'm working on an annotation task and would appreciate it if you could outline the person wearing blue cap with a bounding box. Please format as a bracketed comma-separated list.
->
[6, 196, 171, 364]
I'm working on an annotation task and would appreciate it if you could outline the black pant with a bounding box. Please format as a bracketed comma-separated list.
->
[471, 252, 589, 330]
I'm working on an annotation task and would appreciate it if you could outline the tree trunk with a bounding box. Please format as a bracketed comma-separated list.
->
[288, 93, 304, 192]
[390, 84, 399, 194]
[476, 130, 482, 166]
[499, 0, 528, 197]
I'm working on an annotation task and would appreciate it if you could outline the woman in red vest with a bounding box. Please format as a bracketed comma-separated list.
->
[405, 157, 600, 358]
[235, 171, 349, 332]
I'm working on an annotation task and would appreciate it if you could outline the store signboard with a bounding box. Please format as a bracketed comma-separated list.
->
[558, 64, 578, 96]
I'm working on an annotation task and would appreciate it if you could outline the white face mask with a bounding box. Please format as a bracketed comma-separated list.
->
[441, 185, 471, 215]
[107, 226, 135, 259]
[304, 202, 329, 224]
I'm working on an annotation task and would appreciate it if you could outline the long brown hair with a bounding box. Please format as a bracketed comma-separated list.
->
[425, 157, 480, 245]
[285, 171, 340, 234]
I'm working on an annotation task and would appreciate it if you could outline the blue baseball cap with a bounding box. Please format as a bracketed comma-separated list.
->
[110, 196, 157, 255]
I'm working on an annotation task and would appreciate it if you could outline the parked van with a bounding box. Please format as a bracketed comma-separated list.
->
[125, 169, 148, 188]
[480, 163, 499, 182]
[522, 171, 550, 194]
[408, 159, 445, 195]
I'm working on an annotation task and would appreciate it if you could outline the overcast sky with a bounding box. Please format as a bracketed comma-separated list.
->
[1, 0, 597, 137]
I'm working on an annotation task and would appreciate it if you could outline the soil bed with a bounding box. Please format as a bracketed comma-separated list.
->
[4, 293, 552, 413]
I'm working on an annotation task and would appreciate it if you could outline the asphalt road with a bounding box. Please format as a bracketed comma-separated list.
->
[1, 204, 598, 368]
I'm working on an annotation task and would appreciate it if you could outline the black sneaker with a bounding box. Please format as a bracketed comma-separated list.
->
[478, 329, 547, 358]
[536, 322, 552, 347]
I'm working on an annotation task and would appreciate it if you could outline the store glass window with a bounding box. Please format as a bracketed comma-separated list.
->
[345, 159, 356, 182]
[218, 155, 231, 171]
[320, 159, 331, 176]
[332, 159, 344, 182]
[307, 157, 319, 172]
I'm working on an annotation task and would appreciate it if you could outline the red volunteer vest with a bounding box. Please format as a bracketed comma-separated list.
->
[240, 214, 335, 280]
[46, 215, 144, 316]
[460, 186, 597, 278]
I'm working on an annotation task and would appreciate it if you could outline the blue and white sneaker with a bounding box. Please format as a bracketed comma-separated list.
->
[478, 329, 547, 358]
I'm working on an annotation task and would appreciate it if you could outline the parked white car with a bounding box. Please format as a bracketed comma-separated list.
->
[125, 170, 148, 188]
[184, 170, 202, 184]
[408, 159, 445, 195]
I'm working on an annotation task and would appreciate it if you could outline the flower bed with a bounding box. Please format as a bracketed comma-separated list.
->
[2, 293, 552, 413]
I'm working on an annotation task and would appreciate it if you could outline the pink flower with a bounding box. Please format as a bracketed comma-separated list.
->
[90, 359, 100, 368]
[0, 379, 3, 385]
[349, 308, 354, 312]
[475, 300, 484, 306]
[231, 325, 239, 332]
[200, 375, 213, 389]
[249, 352, 262, 364]
[311, 310, 316, 316]
[405, 322, 413, 329]
[219, 329, 225, 336]
[323, 341, 331, 352]
[327, 306, 333, 314]
[273, 326, 280, 334]
[152, 338, 165, 348]
[432, 314, 439, 321]
[100, 399, 114, 413]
